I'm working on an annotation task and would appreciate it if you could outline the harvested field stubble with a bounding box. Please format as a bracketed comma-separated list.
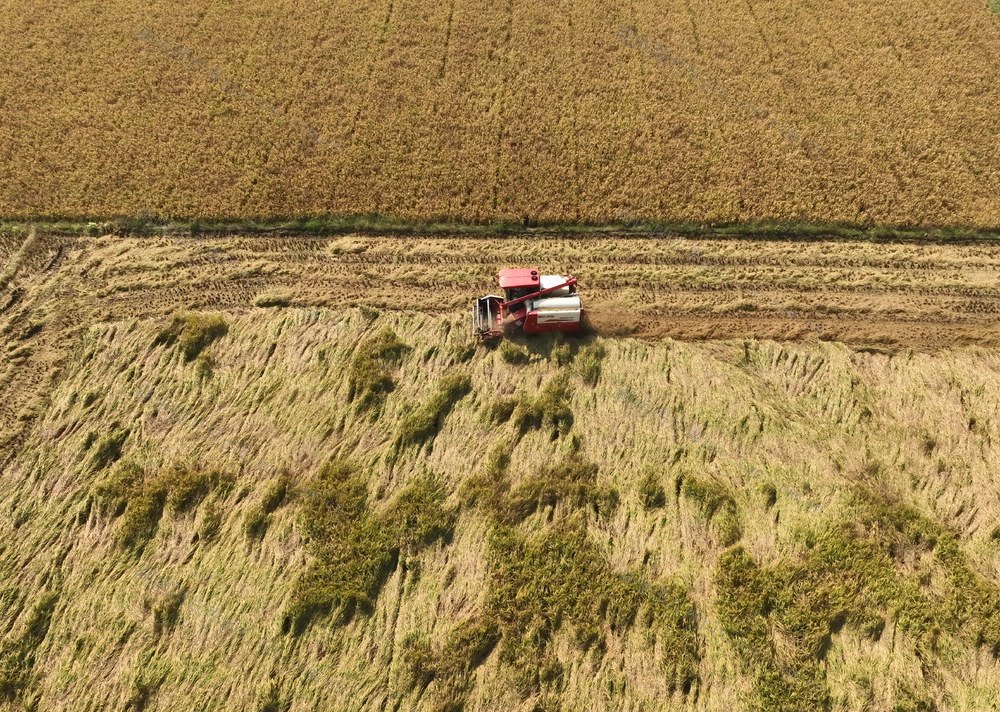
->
[1, 2, 1000, 224]
[9, 231, 993, 359]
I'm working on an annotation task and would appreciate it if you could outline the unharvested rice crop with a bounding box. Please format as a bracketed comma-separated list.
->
[0, 1, 999, 225]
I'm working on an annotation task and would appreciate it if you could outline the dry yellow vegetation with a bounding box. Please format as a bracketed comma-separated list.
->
[1, 231, 1000, 711]
[2, 307, 1000, 711]
[0, 1, 999, 225]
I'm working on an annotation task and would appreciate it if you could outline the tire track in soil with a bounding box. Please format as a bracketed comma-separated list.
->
[0, 288, 22, 314]
[345, 0, 397, 145]
[566, 0, 582, 222]
[436, 0, 456, 82]
[42, 244, 64, 273]
[743, 0, 775, 64]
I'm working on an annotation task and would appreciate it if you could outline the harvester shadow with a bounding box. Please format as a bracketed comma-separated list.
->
[501, 328, 602, 364]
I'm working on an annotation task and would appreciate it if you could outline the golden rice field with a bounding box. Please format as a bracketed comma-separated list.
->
[2, 230, 1000, 711]
[0, 0, 999, 225]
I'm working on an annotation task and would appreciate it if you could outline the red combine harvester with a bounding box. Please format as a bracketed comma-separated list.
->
[472, 268, 583, 339]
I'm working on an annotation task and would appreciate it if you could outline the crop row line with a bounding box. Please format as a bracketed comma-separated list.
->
[616, 209, 825, 338]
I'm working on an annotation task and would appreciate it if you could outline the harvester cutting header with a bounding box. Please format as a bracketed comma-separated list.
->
[472, 268, 583, 339]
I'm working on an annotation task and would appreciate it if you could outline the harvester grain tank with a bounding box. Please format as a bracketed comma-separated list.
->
[472, 268, 583, 339]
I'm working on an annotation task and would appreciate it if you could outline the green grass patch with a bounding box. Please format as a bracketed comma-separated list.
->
[504, 456, 617, 523]
[194, 352, 215, 380]
[417, 616, 503, 706]
[347, 328, 411, 420]
[437, 616, 502, 682]
[459, 441, 513, 514]
[680, 474, 742, 546]
[408, 509, 699, 708]
[116, 480, 169, 550]
[639, 469, 666, 509]
[154, 312, 228, 361]
[358, 305, 380, 322]
[851, 488, 1000, 655]
[712, 486, 1000, 711]
[714, 547, 830, 712]
[255, 681, 288, 712]
[288, 461, 455, 633]
[162, 466, 231, 514]
[574, 343, 606, 386]
[451, 341, 477, 364]
[89, 426, 130, 472]
[761, 483, 778, 509]
[546, 336, 573, 367]
[400, 632, 437, 692]
[511, 374, 574, 441]
[0, 590, 59, 702]
[392, 372, 472, 454]
[480, 397, 517, 426]
[480, 522, 699, 701]
[244, 476, 290, 539]
[989, 525, 1000, 546]
[123, 663, 168, 712]
[498, 342, 530, 365]
[198, 498, 224, 541]
[386, 473, 455, 553]
[93, 459, 145, 516]
[98, 462, 232, 549]
[243, 509, 269, 540]
[152, 588, 185, 636]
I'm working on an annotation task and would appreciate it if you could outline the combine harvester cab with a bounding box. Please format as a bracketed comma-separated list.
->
[473, 268, 582, 339]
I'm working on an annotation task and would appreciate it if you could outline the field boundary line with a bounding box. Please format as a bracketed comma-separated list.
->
[2, 219, 1000, 244]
